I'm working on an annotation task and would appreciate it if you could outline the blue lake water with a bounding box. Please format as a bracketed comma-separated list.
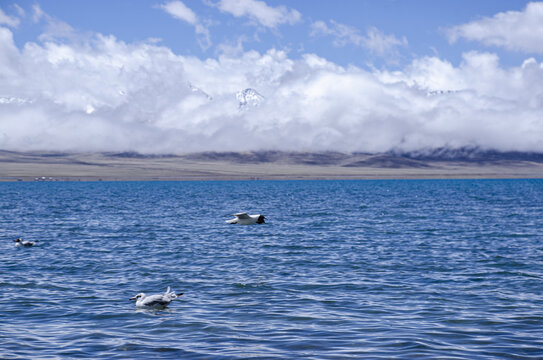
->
[1, 179, 542, 359]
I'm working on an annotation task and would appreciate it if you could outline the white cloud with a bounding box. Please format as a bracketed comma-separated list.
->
[159, 1, 211, 50]
[25, 4, 83, 43]
[160, 0, 197, 24]
[1, 26, 543, 154]
[215, 35, 250, 57]
[311, 20, 407, 58]
[364, 27, 408, 57]
[216, 0, 301, 28]
[311, 20, 362, 46]
[447, 2, 543, 53]
[0, 8, 20, 28]
[32, 4, 45, 23]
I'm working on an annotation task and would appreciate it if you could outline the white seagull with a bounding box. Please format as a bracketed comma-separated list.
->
[14, 238, 35, 247]
[130, 287, 184, 309]
[226, 212, 266, 225]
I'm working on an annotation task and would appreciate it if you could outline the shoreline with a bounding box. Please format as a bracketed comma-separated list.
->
[3, 172, 543, 182]
[2, 150, 543, 181]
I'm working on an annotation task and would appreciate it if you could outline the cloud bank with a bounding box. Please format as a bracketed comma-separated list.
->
[448, 2, 543, 53]
[1, 24, 543, 154]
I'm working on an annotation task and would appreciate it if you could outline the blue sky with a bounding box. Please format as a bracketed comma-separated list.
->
[5, 0, 535, 67]
[1, 1, 543, 153]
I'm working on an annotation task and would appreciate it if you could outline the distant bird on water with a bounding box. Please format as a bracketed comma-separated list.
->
[130, 287, 184, 309]
[14, 238, 35, 247]
[226, 212, 266, 225]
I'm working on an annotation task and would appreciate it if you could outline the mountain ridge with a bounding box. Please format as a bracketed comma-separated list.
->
[2, 149, 543, 181]
[4, 149, 543, 166]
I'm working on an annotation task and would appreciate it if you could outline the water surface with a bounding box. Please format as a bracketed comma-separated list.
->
[1, 180, 542, 359]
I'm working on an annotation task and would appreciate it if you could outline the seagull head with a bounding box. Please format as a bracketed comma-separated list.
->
[14, 238, 21, 243]
[130, 293, 145, 301]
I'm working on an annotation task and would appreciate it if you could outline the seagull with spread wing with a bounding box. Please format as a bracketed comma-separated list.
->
[226, 212, 266, 225]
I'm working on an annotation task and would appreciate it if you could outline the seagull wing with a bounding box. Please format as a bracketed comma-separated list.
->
[234, 213, 250, 219]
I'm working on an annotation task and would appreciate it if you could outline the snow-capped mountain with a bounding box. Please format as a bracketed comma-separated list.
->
[236, 88, 264, 109]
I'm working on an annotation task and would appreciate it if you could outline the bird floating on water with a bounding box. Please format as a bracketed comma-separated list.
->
[14, 238, 35, 247]
[226, 212, 266, 225]
[130, 287, 184, 309]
